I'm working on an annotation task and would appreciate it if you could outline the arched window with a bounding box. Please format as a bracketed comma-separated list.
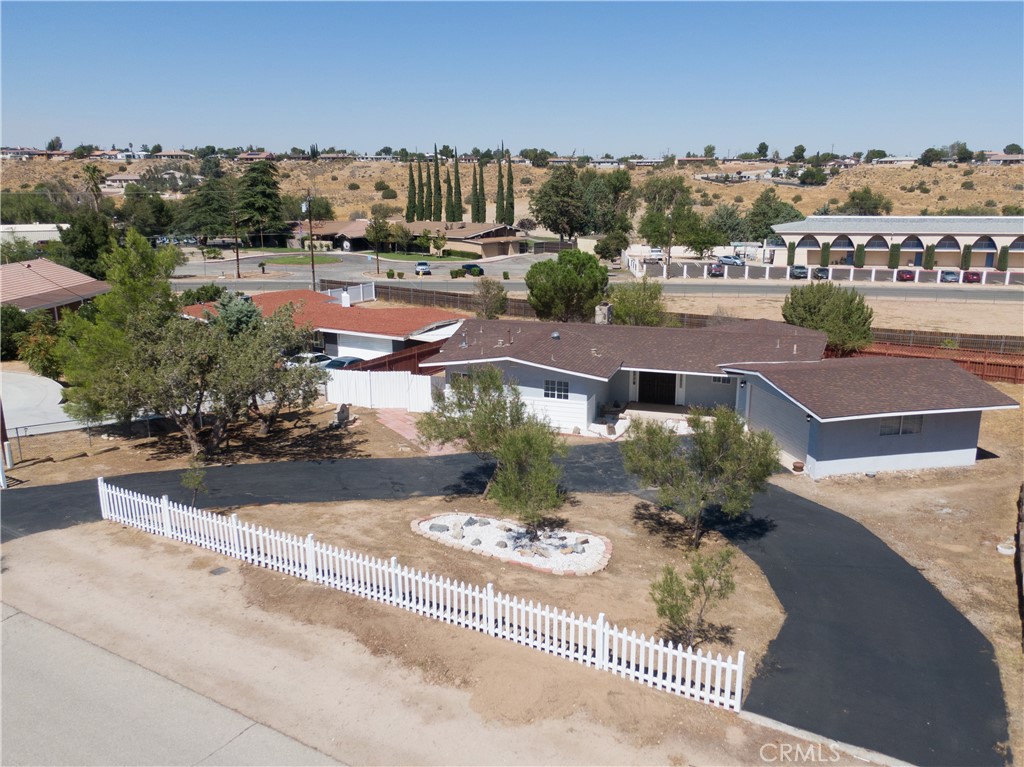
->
[797, 235, 819, 249]
[901, 236, 924, 251]
[935, 236, 960, 251]
[1010, 237, 1024, 252]
[865, 235, 889, 250]
[973, 236, 997, 252]
[831, 235, 854, 250]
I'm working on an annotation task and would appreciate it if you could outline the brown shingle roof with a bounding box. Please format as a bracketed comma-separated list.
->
[182, 289, 465, 338]
[723, 357, 1019, 420]
[0, 258, 110, 311]
[424, 319, 827, 378]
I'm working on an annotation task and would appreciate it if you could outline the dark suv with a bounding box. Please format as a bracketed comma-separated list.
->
[812, 267, 830, 280]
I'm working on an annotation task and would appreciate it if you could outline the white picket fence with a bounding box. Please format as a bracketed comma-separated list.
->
[97, 477, 745, 711]
[325, 369, 437, 412]
[323, 282, 375, 304]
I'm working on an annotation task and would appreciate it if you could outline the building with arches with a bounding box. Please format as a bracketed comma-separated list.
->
[773, 216, 1024, 269]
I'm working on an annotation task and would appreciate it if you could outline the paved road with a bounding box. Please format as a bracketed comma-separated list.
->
[1, 604, 337, 766]
[1, 445, 1010, 765]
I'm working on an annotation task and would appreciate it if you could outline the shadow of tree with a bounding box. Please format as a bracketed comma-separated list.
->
[632, 501, 692, 550]
[706, 508, 777, 543]
[441, 462, 493, 497]
[658, 620, 735, 649]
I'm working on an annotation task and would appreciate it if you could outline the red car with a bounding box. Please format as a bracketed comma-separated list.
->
[708, 264, 725, 277]
[895, 269, 915, 282]
[961, 271, 981, 283]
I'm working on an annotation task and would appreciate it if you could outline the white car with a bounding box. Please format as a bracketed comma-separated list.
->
[285, 352, 332, 368]
[414, 261, 431, 275]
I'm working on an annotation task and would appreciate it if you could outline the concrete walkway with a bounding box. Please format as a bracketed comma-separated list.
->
[373, 408, 463, 456]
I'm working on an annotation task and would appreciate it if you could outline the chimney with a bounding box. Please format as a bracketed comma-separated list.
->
[595, 301, 613, 325]
[341, 290, 351, 308]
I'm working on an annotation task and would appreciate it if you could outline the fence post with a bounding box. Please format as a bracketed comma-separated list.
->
[97, 477, 108, 519]
[596, 612, 608, 670]
[230, 513, 242, 559]
[391, 556, 400, 605]
[305, 533, 316, 582]
[160, 495, 172, 538]
[485, 582, 495, 636]
[734, 650, 745, 712]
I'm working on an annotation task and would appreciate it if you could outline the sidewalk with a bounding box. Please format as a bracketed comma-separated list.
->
[374, 408, 464, 456]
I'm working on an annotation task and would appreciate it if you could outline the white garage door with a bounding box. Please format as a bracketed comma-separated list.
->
[747, 383, 809, 461]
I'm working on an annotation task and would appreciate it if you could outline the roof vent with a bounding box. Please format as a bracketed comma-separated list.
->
[793, 344, 797, 355]
[551, 331, 560, 340]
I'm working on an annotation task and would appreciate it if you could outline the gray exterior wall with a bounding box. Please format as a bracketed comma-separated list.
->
[805, 410, 982, 478]
[682, 374, 738, 408]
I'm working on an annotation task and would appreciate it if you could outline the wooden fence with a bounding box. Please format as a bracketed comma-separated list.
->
[97, 477, 746, 711]
[859, 343, 1024, 384]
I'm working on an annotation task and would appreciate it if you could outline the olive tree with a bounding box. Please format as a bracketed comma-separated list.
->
[781, 282, 874, 355]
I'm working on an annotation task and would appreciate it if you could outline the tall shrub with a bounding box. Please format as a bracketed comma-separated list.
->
[853, 243, 865, 268]
[405, 164, 416, 223]
[416, 161, 425, 221]
[432, 147, 442, 221]
[786, 241, 796, 266]
[819, 242, 831, 268]
[505, 157, 515, 225]
[996, 245, 1009, 272]
[444, 171, 455, 222]
[453, 150, 463, 220]
[470, 166, 479, 223]
[424, 165, 433, 222]
[960, 244, 973, 270]
[887, 243, 901, 269]
[923, 244, 936, 270]
[478, 162, 487, 222]
[495, 161, 505, 227]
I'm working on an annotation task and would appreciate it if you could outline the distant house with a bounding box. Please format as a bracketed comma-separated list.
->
[0, 223, 68, 245]
[589, 158, 621, 169]
[182, 289, 467, 360]
[235, 151, 275, 163]
[0, 258, 110, 319]
[104, 173, 141, 189]
[153, 150, 195, 161]
[1, 146, 44, 160]
[89, 149, 121, 161]
[870, 156, 917, 167]
[399, 220, 527, 258]
[985, 153, 1024, 166]
[302, 219, 370, 251]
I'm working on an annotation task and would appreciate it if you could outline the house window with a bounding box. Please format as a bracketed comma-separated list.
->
[880, 415, 923, 436]
[544, 380, 569, 400]
[712, 376, 733, 385]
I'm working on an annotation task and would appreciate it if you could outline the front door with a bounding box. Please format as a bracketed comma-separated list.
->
[638, 372, 676, 405]
[985, 252, 995, 267]
[914, 252, 923, 266]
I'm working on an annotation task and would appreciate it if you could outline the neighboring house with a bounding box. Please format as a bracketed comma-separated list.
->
[985, 153, 1024, 166]
[1, 146, 44, 160]
[153, 150, 195, 160]
[398, 220, 527, 258]
[182, 289, 466, 360]
[104, 173, 141, 189]
[89, 149, 121, 161]
[589, 158, 621, 169]
[422, 317, 1018, 478]
[302, 219, 370, 251]
[870, 156, 917, 166]
[0, 258, 110, 318]
[772, 216, 1024, 269]
[235, 151, 275, 162]
[1, 223, 68, 245]
[721, 357, 1018, 478]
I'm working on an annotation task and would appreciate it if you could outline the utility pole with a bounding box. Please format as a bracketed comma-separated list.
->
[307, 189, 317, 291]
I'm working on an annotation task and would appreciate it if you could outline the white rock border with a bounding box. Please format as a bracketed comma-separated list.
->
[411, 513, 612, 576]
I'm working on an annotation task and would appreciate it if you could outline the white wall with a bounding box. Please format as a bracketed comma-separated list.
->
[323, 333, 396, 360]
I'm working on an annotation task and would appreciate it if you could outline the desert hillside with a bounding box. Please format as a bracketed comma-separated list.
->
[2, 156, 1022, 224]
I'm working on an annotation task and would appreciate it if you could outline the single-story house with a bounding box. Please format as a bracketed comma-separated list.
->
[422, 318, 1018, 479]
[721, 357, 1018, 478]
[183, 289, 467, 360]
[300, 219, 370, 251]
[0, 258, 111, 318]
[772, 216, 1024, 270]
[985, 153, 1024, 166]
[104, 173, 141, 189]
[153, 150, 195, 161]
[1, 223, 68, 245]
[870, 156, 917, 166]
[398, 220, 527, 258]
[235, 152, 275, 162]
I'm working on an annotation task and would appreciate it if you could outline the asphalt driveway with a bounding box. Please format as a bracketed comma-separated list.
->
[0, 444, 1010, 765]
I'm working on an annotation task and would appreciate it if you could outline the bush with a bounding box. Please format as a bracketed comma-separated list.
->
[1014, 184, 1024, 192]
[118, 164, 127, 172]
[984, 199, 997, 208]
[733, 195, 743, 203]
[386, 268, 395, 279]
[828, 198, 839, 205]
[1, 305, 29, 359]
[819, 242, 831, 268]
[961, 180, 975, 190]
[923, 244, 936, 270]
[937, 195, 947, 201]
[503, 271, 510, 280]
[887, 244, 901, 269]
[853, 243, 865, 269]
[331, 175, 338, 181]
[962, 168, 974, 176]
[519, 176, 532, 185]
[373, 180, 389, 192]
[450, 268, 466, 279]
[792, 194, 802, 203]
[712, 192, 721, 200]
[786, 241, 796, 266]
[960, 244, 973, 270]
[1003, 204, 1024, 216]
[396, 271, 404, 279]
[281, 172, 291, 179]
[381, 188, 398, 200]
[347, 182, 360, 190]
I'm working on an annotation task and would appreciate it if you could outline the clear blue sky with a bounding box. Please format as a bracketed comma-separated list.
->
[3, 1, 1022, 158]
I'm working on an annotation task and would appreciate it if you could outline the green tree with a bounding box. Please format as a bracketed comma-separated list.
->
[820, 241, 832, 268]
[609, 276, 668, 326]
[12, 310, 62, 379]
[949, 141, 973, 164]
[621, 407, 778, 548]
[960, 244, 973, 270]
[799, 167, 827, 186]
[474, 276, 507, 319]
[786, 241, 796, 266]
[150, 143, 163, 154]
[922, 244, 936, 270]
[424, 165, 434, 222]
[677, 211, 728, 261]
[525, 248, 608, 322]
[781, 282, 874, 355]
[453, 150, 463, 220]
[593, 230, 630, 261]
[365, 216, 391, 273]
[530, 165, 588, 243]
[82, 163, 105, 209]
[864, 149, 888, 163]
[790, 145, 806, 162]
[1, 237, 41, 264]
[178, 176, 240, 241]
[854, 243, 866, 268]
[432, 147, 442, 221]
[405, 164, 416, 222]
[917, 147, 944, 167]
[650, 548, 736, 646]
[212, 292, 261, 337]
[120, 185, 174, 236]
[504, 156, 515, 225]
[478, 162, 487, 222]
[495, 160, 505, 228]
[390, 223, 412, 254]
[489, 417, 567, 526]
[444, 170, 455, 222]
[1004, 143, 1023, 155]
[706, 204, 749, 243]
[887, 243, 901, 269]
[50, 208, 116, 279]
[237, 160, 284, 249]
[703, 145, 715, 159]
[756, 142, 769, 159]
[470, 164, 480, 223]
[1, 305, 30, 359]
[996, 245, 1009, 272]
[416, 160, 425, 220]
[746, 188, 804, 243]
[45, 136, 63, 152]
[837, 186, 893, 215]
[180, 453, 208, 505]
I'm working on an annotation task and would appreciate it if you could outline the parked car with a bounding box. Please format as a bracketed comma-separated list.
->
[896, 269, 915, 282]
[648, 247, 664, 262]
[789, 265, 809, 279]
[462, 264, 485, 276]
[812, 267, 830, 280]
[962, 271, 981, 283]
[285, 352, 332, 368]
[939, 270, 960, 283]
[324, 356, 365, 370]
[718, 254, 744, 267]
[708, 264, 725, 278]
[414, 261, 431, 275]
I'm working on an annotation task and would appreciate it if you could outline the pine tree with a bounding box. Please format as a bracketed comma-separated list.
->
[453, 149, 463, 221]
[444, 171, 455, 222]
[470, 166, 479, 224]
[496, 160, 505, 229]
[504, 155, 515, 226]
[405, 164, 416, 223]
[416, 161, 425, 221]
[425, 165, 433, 222]
[432, 146, 442, 221]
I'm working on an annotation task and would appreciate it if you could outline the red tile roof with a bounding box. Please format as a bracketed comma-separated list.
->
[723, 357, 1019, 420]
[182, 289, 465, 338]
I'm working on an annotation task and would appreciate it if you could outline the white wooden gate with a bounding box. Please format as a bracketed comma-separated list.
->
[326, 370, 437, 412]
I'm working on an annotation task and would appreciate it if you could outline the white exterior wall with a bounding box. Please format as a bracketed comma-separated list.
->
[806, 411, 982, 479]
[323, 332, 396, 360]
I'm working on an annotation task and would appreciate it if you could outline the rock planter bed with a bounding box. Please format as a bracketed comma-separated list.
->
[412, 513, 611, 576]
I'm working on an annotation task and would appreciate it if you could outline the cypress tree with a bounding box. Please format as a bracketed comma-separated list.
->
[405, 163, 415, 222]
[959, 244, 972, 271]
[470, 166, 479, 224]
[425, 165, 433, 222]
[504, 156, 515, 225]
[453, 149, 463, 221]
[478, 162, 487, 222]
[432, 146, 442, 221]
[496, 160, 505, 228]
[996, 245, 1009, 272]
[416, 161, 425, 220]
[444, 170, 454, 222]
[888, 243, 901, 270]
